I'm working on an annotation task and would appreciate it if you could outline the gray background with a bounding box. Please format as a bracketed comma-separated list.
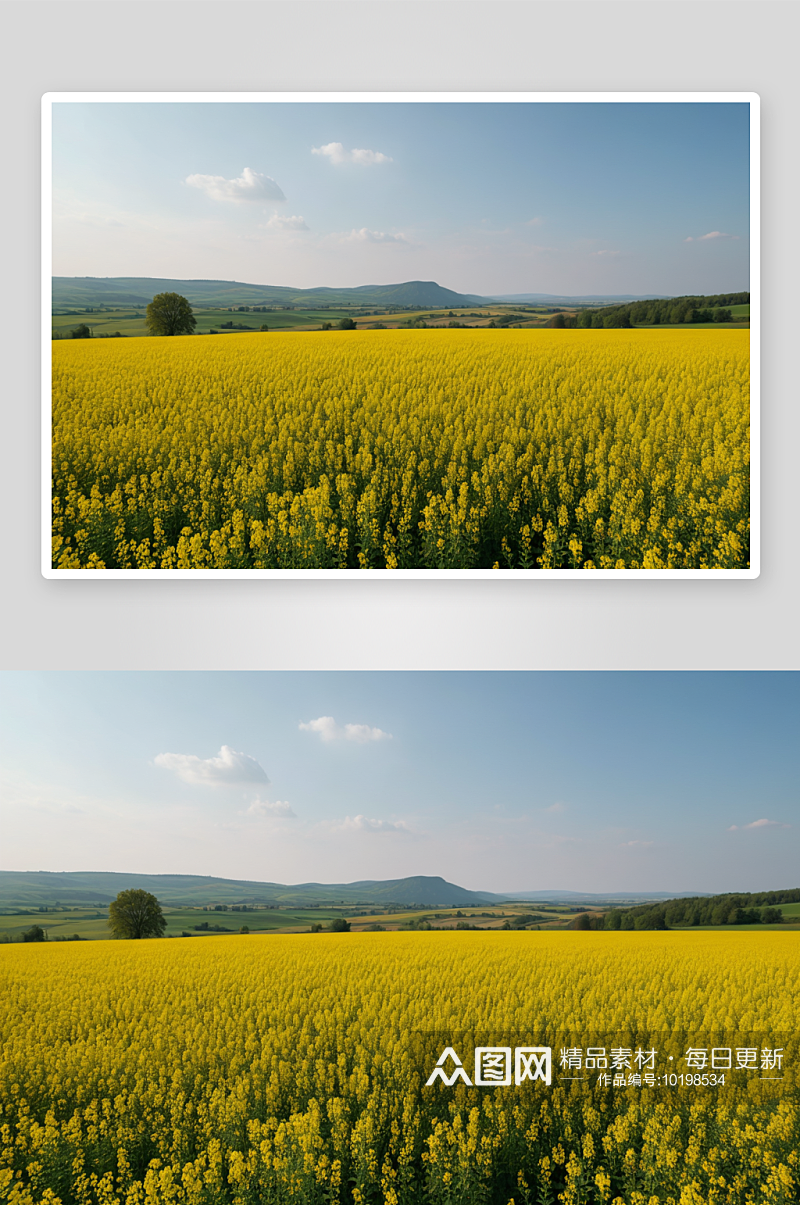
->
[3, 1, 796, 670]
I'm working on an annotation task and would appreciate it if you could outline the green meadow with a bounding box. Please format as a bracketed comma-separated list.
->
[51, 304, 584, 340]
[0, 902, 586, 942]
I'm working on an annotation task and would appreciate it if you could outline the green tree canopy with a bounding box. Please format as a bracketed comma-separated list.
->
[145, 293, 197, 337]
[108, 889, 167, 940]
[336, 317, 357, 331]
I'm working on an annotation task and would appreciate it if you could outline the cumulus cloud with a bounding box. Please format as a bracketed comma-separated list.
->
[728, 818, 790, 831]
[186, 167, 286, 203]
[264, 213, 309, 231]
[621, 839, 654, 847]
[545, 802, 566, 813]
[244, 798, 296, 819]
[684, 231, 739, 242]
[154, 745, 269, 786]
[526, 216, 544, 227]
[341, 814, 408, 833]
[592, 249, 620, 258]
[312, 142, 392, 165]
[341, 228, 407, 244]
[299, 716, 391, 743]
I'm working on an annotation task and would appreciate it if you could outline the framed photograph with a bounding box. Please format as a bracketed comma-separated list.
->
[43, 92, 758, 577]
[2, 669, 796, 1204]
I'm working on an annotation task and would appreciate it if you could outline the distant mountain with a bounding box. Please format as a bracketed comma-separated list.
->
[336, 876, 502, 906]
[346, 282, 487, 307]
[0, 871, 716, 909]
[52, 277, 677, 313]
[51, 277, 487, 311]
[0, 871, 499, 909]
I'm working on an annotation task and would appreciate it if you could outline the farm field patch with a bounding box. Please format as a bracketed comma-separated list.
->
[51, 329, 749, 571]
[0, 906, 375, 942]
[51, 305, 541, 340]
[1, 932, 796, 1205]
[0, 904, 579, 943]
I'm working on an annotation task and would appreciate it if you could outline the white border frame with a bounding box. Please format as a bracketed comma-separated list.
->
[42, 91, 759, 579]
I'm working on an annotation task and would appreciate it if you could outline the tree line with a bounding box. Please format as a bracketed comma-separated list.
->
[549, 291, 749, 330]
[571, 885, 799, 930]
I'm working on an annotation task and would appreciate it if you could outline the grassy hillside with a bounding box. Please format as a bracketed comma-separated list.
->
[51, 277, 485, 311]
[0, 871, 500, 910]
[0, 901, 590, 943]
[51, 303, 572, 340]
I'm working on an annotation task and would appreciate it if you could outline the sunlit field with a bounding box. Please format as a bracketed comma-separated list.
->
[1, 932, 796, 1204]
[51, 330, 750, 571]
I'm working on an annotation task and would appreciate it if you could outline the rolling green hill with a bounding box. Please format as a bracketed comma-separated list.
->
[51, 277, 486, 311]
[0, 871, 500, 909]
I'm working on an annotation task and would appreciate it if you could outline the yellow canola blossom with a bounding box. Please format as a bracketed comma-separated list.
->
[1, 932, 796, 1205]
[51, 330, 750, 570]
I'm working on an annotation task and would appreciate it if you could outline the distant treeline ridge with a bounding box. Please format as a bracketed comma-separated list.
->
[575, 886, 799, 930]
[551, 291, 750, 329]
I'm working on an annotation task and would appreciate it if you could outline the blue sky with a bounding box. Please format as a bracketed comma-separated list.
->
[1, 672, 794, 894]
[52, 100, 750, 296]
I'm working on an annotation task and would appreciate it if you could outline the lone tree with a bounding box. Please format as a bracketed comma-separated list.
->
[108, 889, 166, 940]
[145, 292, 197, 337]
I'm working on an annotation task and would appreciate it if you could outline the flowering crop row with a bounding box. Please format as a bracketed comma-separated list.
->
[51, 330, 749, 570]
[1, 932, 796, 1205]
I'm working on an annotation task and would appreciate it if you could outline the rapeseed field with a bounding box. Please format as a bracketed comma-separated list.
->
[51, 330, 750, 570]
[1, 932, 796, 1204]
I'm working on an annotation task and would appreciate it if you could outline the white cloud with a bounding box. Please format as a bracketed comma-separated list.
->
[621, 840, 654, 847]
[341, 814, 408, 833]
[299, 716, 392, 743]
[351, 148, 391, 165]
[186, 167, 286, 204]
[592, 249, 620, 258]
[526, 216, 544, 227]
[312, 142, 392, 165]
[545, 802, 566, 813]
[264, 213, 309, 231]
[341, 228, 407, 244]
[244, 798, 296, 819]
[728, 818, 790, 831]
[684, 231, 739, 242]
[154, 745, 269, 786]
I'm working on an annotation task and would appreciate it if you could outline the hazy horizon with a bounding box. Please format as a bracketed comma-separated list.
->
[51, 272, 682, 300]
[51, 100, 751, 296]
[0, 869, 716, 899]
